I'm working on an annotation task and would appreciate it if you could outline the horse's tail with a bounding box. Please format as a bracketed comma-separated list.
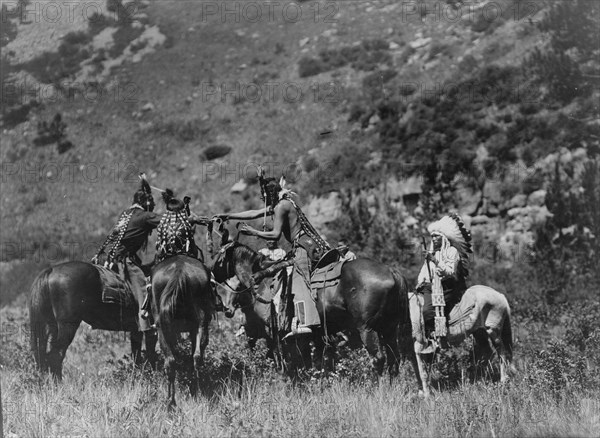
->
[29, 267, 53, 371]
[389, 267, 413, 357]
[501, 305, 513, 363]
[158, 265, 189, 329]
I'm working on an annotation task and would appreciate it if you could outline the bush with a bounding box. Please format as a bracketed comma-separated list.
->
[202, 144, 232, 161]
[298, 39, 391, 77]
[526, 340, 587, 398]
[298, 57, 326, 78]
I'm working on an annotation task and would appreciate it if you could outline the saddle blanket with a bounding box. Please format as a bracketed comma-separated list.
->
[94, 265, 136, 309]
[310, 260, 344, 300]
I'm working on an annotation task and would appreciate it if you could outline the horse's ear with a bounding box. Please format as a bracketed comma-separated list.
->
[279, 175, 286, 189]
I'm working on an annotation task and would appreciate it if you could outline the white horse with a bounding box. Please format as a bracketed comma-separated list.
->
[407, 285, 515, 396]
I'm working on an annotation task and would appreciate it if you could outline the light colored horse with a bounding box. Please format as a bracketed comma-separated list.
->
[408, 285, 515, 396]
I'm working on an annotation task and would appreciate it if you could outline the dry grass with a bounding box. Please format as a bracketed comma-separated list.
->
[2, 303, 599, 437]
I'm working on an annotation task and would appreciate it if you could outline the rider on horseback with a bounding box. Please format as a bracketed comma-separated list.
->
[92, 173, 161, 331]
[417, 213, 472, 352]
[214, 172, 331, 338]
[153, 189, 225, 313]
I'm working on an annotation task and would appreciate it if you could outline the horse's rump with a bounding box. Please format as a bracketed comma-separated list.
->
[94, 264, 136, 309]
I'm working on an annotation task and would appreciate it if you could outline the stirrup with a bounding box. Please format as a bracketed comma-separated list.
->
[140, 309, 149, 320]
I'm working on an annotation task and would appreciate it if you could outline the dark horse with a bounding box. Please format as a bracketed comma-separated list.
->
[212, 242, 414, 377]
[29, 261, 157, 380]
[151, 255, 215, 407]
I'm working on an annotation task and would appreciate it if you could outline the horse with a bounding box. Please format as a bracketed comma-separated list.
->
[408, 285, 515, 396]
[29, 261, 157, 380]
[150, 255, 215, 407]
[211, 241, 413, 378]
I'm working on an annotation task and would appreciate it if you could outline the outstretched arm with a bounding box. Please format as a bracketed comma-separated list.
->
[239, 202, 287, 240]
[188, 213, 210, 226]
[214, 207, 273, 221]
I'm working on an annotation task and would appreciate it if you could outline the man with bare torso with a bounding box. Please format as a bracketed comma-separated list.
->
[215, 176, 331, 338]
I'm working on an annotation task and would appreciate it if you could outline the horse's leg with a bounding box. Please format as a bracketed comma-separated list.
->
[144, 330, 158, 370]
[130, 331, 143, 367]
[413, 343, 431, 396]
[487, 327, 512, 383]
[358, 328, 385, 376]
[193, 319, 210, 395]
[472, 329, 494, 381]
[47, 321, 80, 381]
[381, 328, 400, 379]
[157, 328, 178, 408]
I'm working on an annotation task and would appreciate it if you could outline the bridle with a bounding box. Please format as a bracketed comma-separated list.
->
[215, 242, 273, 310]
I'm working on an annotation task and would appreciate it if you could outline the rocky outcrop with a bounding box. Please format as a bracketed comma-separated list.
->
[305, 192, 342, 229]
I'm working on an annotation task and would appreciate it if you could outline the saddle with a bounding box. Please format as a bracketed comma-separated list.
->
[94, 264, 136, 308]
[310, 258, 345, 301]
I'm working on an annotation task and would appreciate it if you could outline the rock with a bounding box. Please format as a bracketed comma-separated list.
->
[299, 37, 310, 47]
[230, 179, 248, 194]
[455, 184, 481, 216]
[471, 215, 490, 225]
[251, 32, 260, 39]
[322, 29, 337, 38]
[507, 194, 527, 209]
[305, 192, 342, 228]
[177, 163, 187, 171]
[368, 114, 380, 126]
[389, 41, 400, 50]
[405, 216, 418, 227]
[409, 37, 432, 49]
[235, 29, 246, 37]
[527, 189, 546, 207]
[185, 96, 193, 105]
[365, 151, 383, 170]
[239, 64, 247, 69]
[141, 103, 154, 112]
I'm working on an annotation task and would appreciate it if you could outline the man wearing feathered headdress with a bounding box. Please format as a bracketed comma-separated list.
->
[92, 173, 161, 331]
[214, 168, 331, 338]
[417, 213, 473, 337]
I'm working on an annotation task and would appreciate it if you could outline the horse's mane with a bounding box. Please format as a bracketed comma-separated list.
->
[230, 242, 261, 266]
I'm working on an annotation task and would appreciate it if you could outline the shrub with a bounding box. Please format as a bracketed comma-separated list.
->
[526, 340, 587, 398]
[202, 144, 232, 161]
[298, 57, 326, 78]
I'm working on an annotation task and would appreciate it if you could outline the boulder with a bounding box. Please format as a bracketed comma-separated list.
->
[527, 189, 546, 207]
[305, 192, 342, 229]
[409, 37, 432, 49]
[230, 179, 248, 194]
[507, 193, 527, 209]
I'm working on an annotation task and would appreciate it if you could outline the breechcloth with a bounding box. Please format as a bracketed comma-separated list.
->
[290, 246, 320, 327]
[422, 278, 465, 334]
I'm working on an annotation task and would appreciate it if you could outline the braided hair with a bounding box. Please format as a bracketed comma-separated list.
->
[155, 189, 195, 263]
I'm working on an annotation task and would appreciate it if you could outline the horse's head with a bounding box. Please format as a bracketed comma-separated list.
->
[210, 241, 263, 317]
